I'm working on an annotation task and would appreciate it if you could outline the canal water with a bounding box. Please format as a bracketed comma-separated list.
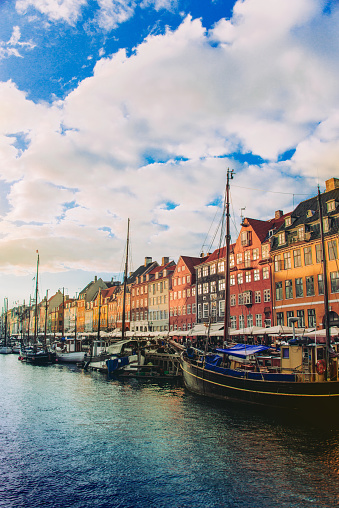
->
[1, 355, 339, 508]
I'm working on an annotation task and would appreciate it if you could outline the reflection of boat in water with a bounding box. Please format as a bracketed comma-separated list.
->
[181, 171, 339, 414]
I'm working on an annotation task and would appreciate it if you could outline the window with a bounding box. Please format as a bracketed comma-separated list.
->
[239, 315, 245, 329]
[315, 244, 323, 263]
[230, 294, 236, 306]
[275, 282, 283, 300]
[230, 254, 235, 267]
[286, 311, 294, 326]
[285, 280, 293, 299]
[284, 252, 291, 270]
[262, 244, 270, 259]
[255, 291, 261, 303]
[327, 200, 336, 212]
[187, 304, 191, 315]
[293, 249, 302, 268]
[285, 216, 292, 227]
[253, 248, 259, 260]
[263, 266, 269, 280]
[244, 250, 251, 267]
[209, 281, 216, 293]
[274, 255, 282, 272]
[298, 226, 305, 241]
[236, 253, 243, 264]
[203, 266, 209, 277]
[219, 300, 225, 317]
[203, 303, 209, 318]
[247, 314, 253, 327]
[282, 348, 289, 359]
[330, 272, 339, 293]
[237, 273, 243, 284]
[230, 316, 236, 329]
[278, 232, 286, 245]
[307, 309, 316, 328]
[218, 261, 225, 273]
[264, 289, 271, 302]
[245, 271, 251, 283]
[328, 240, 338, 261]
[198, 304, 202, 319]
[277, 312, 284, 325]
[187, 288, 191, 297]
[192, 287, 196, 297]
[219, 279, 226, 291]
[295, 278, 304, 298]
[241, 231, 251, 246]
[198, 284, 202, 295]
[210, 264, 216, 275]
[253, 269, 260, 281]
[230, 275, 235, 286]
[197, 268, 202, 278]
[192, 303, 196, 314]
[306, 276, 315, 296]
[304, 246, 313, 266]
[297, 309, 305, 328]
[203, 283, 209, 294]
[255, 314, 262, 327]
[318, 274, 324, 295]
[238, 294, 243, 305]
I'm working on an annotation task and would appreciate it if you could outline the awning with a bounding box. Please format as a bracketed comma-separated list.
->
[188, 323, 224, 336]
[215, 344, 270, 358]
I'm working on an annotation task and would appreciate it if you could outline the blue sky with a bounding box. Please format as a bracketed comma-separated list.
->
[0, 0, 339, 307]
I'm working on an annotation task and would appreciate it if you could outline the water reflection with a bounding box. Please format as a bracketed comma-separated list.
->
[1, 355, 339, 508]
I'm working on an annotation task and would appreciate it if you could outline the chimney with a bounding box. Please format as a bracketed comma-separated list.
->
[162, 256, 169, 266]
[325, 178, 339, 192]
[94, 276, 97, 282]
[145, 256, 152, 266]
[275, 210, 283, 219]
[200, 252, 204, 258]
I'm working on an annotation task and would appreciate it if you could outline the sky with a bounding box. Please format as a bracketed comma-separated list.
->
[0, 0, 339, 308]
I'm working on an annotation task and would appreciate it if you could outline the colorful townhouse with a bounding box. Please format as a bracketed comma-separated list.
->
[169, 255, 205, 333]
[147, 257, 176, 332]
[130, 257, 158, 333]
[271, 177, 339, 330]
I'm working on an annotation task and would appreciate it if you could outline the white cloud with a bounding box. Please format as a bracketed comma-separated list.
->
[0, 26, 35, 60]
[15, 0, 87, 24]
[1, 0, 339, 296]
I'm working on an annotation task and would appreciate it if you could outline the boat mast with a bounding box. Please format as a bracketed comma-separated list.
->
[62, 287, 65, 338]
[121, 218, 130, 341]
[44, 290, 48, 348]
[317, 185, 331, 380]
[97, 288, 101, 342]
[34, 251, 39, 342]
[4, 298, 8, 346]
[223, 169, 234, 344]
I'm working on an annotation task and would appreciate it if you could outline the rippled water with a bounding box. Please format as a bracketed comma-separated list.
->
[1, 355, 339, 508]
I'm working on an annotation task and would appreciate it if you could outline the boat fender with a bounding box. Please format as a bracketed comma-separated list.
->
[316, 359, 326, 375]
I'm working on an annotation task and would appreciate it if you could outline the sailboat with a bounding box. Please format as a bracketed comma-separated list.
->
[19, 252, 56, 365]
[0, 298, 12, 354]
[180, 171, 339, 414]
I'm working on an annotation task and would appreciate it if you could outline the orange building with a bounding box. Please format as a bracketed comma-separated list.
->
[271, 177, 339, 329]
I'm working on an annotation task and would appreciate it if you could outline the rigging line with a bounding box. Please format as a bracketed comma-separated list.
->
[232, 184, 310, 196]
[200, 205, 222, 254]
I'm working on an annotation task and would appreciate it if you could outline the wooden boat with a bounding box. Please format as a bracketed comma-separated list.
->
[181, 171, 339, 415]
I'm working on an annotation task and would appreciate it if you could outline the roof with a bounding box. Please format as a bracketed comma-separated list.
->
[179, 255, 207, 273]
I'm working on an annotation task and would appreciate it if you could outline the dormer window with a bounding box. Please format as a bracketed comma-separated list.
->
[323, 217, 330, 233]
[327, 200, 336, 213]
[307, 210, 315, 218]
[278, 232, 286, 245]
[297, 225, 305, 241]
[285, 216, 291, 227]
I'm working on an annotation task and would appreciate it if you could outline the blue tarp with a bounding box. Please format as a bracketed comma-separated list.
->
[106, 356, 129, 373]
[205, 354, 222, 366]
[215, 344, 270, 358]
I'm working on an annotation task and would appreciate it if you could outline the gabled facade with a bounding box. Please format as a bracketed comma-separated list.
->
[169, 255, 205, 333]
[229, 212, 285, 330]
[130, 257, 158, 333]
[195, 247, 229, 326]
[147, 257, 176, 332]
[271, 177, 339, 329]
